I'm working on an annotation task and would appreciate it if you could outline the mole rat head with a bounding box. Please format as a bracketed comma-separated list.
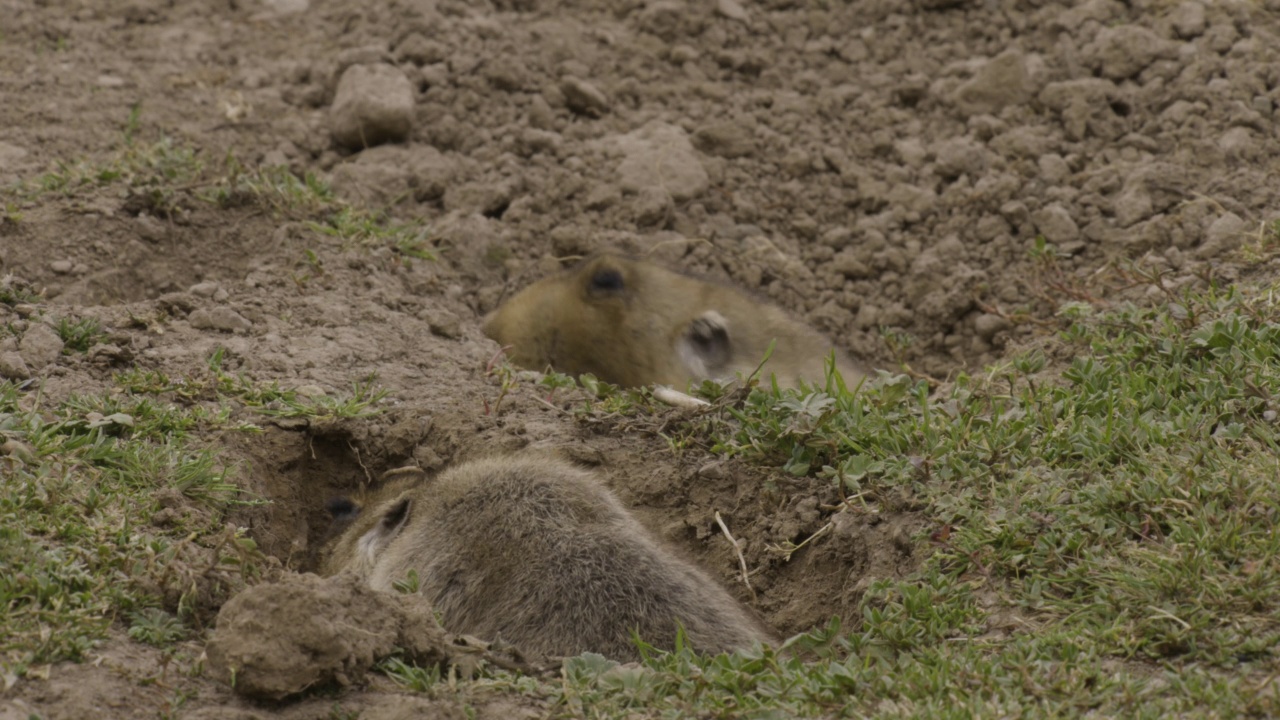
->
[482, 254, 644, 383]
[320, 488, 416, 578]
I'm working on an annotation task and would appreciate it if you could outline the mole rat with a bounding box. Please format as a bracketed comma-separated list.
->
[320, 455, 779, 661]
[482, 253, 866, 389]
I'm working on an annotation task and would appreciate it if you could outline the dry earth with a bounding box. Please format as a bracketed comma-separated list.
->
[1, 0, 1278, 716]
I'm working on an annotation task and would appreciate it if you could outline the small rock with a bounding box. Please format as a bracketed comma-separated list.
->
[1032, 204, 1081, 245]
[894, 74, 930, 108]
[637, 1, 699, 42]
[0, 438, 36, 463]
[189, 281, 221, 297]
[428, 311, 462, 340]
[329, 64, 415, 151]
[420, 63, 450, 89]
[1170, 1, 1207, 39]
[517, 128, 561, 157]
[262, 0, 308, 12]
[692, 121, 755, 159]
[135, 214, 168, 243]
[1085, 25, 1177, 80]
[1203, 23, 1238, 54]
[831, 250, 870, 279]
[560, 76, 610, 117]
[442, 181, 516, 217]
[584, 184, 621, 211]
[12, 304, 38, 318]
[89, 343, 132, 365]
[330, 148, 415, 207]
[158, 292, 197, 315]
[952, 51, 1031, 117]
[854, 303, 881, 330]
[670, 47, 699, 66]
[50, 260, 73, 274]
[0, 352, 31, 380]
[0, 142, 30, 168]
[1114, 188, 1154, 228]
[1037, 154, 1070, 183]
[333, 46, 389, 77]
[615, 123, 709, 202]
[483, 58, 528, 93]
[526, 95, 555, 130]
[821, 227, 854, 250]
[974, 313, 1011, 341]
[294, 384, 327, 398]
[395, 32, 447, 66]
[933, 138, 989, 179]
[18, 323, 64, 370]
[895, 139, 927, 168]
[189, 307, 253, 333]
[715, 0, 749, 22]
[1196, 212, 1247, 259]
[1039, 78, 1126, 141]
[631, 186, 673, 227]
[1218, 127, 1254, 159]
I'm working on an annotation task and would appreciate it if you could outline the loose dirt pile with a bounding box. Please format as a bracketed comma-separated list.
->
[1, 0, 1277, 716]
[205, 572, 450, 701]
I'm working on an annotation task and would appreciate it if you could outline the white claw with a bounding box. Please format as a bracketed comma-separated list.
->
[653, 386, 711, 409]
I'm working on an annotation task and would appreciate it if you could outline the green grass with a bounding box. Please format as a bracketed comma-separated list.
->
[451, 276, 1280, 717]
[112, 347, 389, 422]
[203, 159, 335, 215]
[5, 109, 439, 263]
[30, 135, 204, 218]
[253, 377, 390, 421]
[0, 380, 263, 675]
[0, 330, 388, 677]
[55, 316, 107, 352]
[0, 276, 42, 306]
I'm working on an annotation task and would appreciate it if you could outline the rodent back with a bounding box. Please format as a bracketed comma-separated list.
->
[322, 455, 776, 659]
[405, 458, 773, 658]
[483, 253, 866, 389]
[485, 255, 702, 386]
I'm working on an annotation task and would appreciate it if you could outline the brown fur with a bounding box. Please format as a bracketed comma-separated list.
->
[482, 253, 867, 389]
[320, 455, 779, 661]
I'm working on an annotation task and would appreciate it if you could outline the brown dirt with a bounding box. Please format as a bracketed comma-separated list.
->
[204, 572, 452, 701]
[2, 0, 1278, 716]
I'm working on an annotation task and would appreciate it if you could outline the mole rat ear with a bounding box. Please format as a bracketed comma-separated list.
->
[356, 495, 414, 561]
[677, 310, 732, 379]
[378, 497, 412, 534]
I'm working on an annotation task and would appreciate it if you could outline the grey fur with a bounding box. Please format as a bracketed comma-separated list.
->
[321, 455, 778, 661]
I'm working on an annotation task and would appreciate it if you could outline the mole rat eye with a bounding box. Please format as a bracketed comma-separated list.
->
[588, 268, 625, 294]
[325, 497, 360, 522]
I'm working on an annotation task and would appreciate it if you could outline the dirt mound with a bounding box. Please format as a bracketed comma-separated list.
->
[205, 572, 449, 701]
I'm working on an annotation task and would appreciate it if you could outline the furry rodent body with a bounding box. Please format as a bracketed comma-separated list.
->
[482, 253, 866, 389]
[321, 455, 777, 661]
